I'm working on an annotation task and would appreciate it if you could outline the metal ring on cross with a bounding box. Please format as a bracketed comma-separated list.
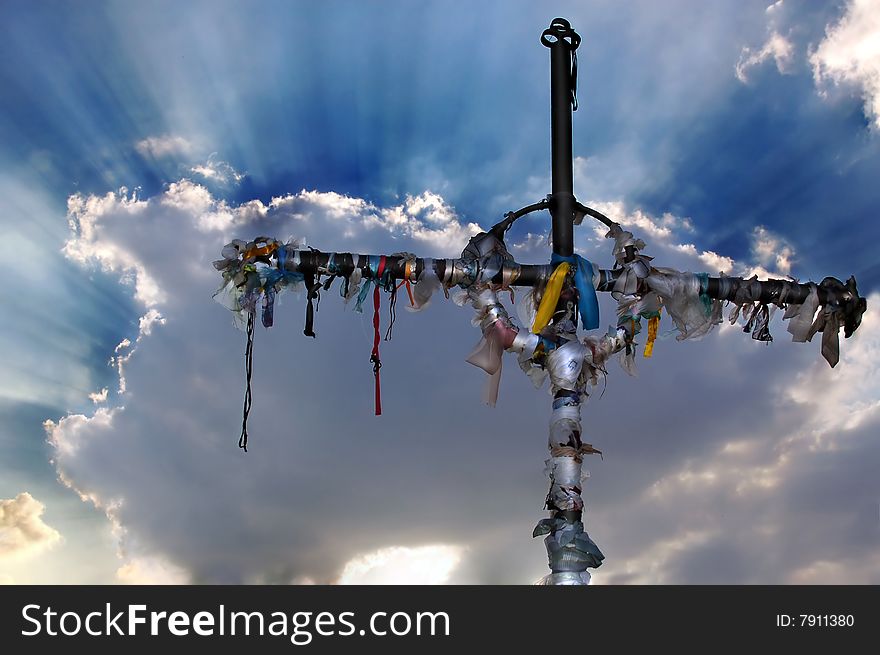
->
[541, 17, 581, 49]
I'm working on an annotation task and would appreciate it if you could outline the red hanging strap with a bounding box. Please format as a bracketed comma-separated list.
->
[370, 256, 386, 416]
[396, 278, 415, 307]
[395, 259, 415, 307]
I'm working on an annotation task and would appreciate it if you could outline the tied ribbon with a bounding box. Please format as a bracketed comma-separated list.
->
[396, 279, 415, 307]
[303, 272, 318, 337]
[395, 258, 416, 307]
[370, 256, 387, 416]
[572, 255, 600, 331]
[532, 254, 601, 334]
[243, 241, 277, 260]
[532, 262, 570, 333]
[239, 310, 255, 452]
[644, 311, 660, 358]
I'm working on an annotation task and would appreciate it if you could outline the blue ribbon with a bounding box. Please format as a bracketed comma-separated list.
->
[354, 279, 372, 313]
[264, 245, 304, 288]
[696, 272, 712, 317]
[550, 253, 600, 331]
[367, 256, 380, 280]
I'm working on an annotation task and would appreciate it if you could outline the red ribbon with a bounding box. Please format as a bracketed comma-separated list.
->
[371, 256, 386, 416]
[396, 278, 415, 306]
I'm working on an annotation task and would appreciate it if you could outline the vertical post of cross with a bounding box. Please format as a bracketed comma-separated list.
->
[542, 17, 580, 258]
[536, 18, 603, 585]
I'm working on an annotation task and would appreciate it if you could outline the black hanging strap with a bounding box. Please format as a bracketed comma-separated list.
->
[303, 272, 318, 337]
[385, 282, 398, 341]
[239, 310, 255, 452]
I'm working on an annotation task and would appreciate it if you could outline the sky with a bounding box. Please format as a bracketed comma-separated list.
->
[0, 0, 878, 585]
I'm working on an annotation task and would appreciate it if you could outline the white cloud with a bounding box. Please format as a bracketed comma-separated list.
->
[736, 30, 795, 83]
[191, 155, 245, 186]
[787, 293, 880, 436]
[673, 244, 736, 274]
[510, 232, 549, 255]
[787, 553, 880, 584]
[116, 556, 190, 585]
[162, 179, 215, 214]
[45, 408, 117, 458]
[64, 188, 163, 307]
[596, 292, 880, 584]
[111, 339, 132, 394]
[578, 201, 771, 278]
[47, 182, 490, 582]
[402, 191, 458, 225]
[138, 309, 166, 337]
[750, 225, 795, 276]
[810, 0, 880, 127]
[696, 250, 736, 274]
[586, 200, 693, 240]
[47, 178, 873, 585]
[89, 388, 109, 404]
[135, 135, 193, 159]
[269, 190, 482, 255]
[0, 493, 61, 558]
[393, 192, 483, 249]
[596, 529, 718, 585]
[337, 545, 463, 584]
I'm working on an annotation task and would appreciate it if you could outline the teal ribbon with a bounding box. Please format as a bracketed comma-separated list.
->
[696, 273, 712, 317]
[550, 253, 600, 331]
[354, 279, 372, 313]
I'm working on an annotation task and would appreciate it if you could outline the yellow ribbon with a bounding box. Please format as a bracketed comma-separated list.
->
[531, 262, 570, 333]
[644, 312, 660, 358]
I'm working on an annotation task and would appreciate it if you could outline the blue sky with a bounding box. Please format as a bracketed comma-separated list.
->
[1, 0, 878, 584]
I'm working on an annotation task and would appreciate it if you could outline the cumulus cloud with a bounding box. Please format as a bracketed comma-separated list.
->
[599, 295, 880, 584]
[578, 200, 775, 277]
[45, 408, 116, 459]
[64, 188, 164, 307]
[336, 545, 464, 584]
[750, 225, 795, 276]
[191, 155, 245, 186]
[48, 181, 493, 582]
[135, 135, 194, 159]
[269, 189, 482, 255]
[810, 0, 880, 128]
[585, 201, 694, 240]
[673, 244, 736, 275]
[736, 31, 795, 83]
[0, 493, 61, 558]
[116, 556, 190, 585]
[47, 179, 877, 585]
[510, 232, 549, 255]
[787, 300, 880, 436]
[138, 309, 166, 337]
[89, 388, 109, 404]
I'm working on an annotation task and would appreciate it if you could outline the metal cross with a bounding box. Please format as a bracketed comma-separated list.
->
[212, 18, 867, 585]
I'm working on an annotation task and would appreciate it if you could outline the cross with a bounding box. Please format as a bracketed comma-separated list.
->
[212, 18, 867, 585]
